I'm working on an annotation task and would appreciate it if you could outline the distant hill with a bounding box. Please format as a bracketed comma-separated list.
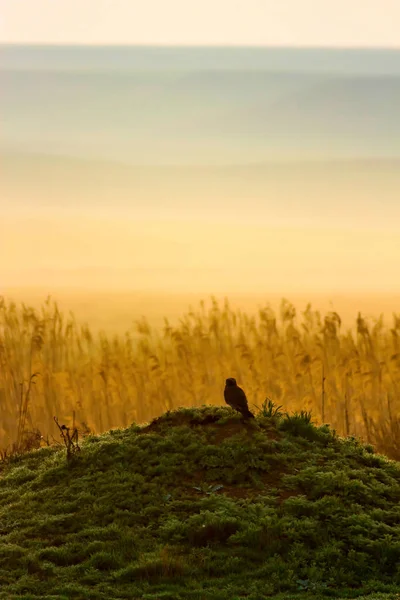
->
[1, 50, 400, 163]
[2, 151, 400, 222]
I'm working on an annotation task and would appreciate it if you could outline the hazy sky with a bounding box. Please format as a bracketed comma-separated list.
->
[0, 0, 399, 46]
[2, 213, 400, 293]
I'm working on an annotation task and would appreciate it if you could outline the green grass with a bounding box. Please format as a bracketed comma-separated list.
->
[0, 405, 400, 599]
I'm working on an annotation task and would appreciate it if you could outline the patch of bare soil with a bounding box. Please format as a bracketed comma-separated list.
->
[139, 411, 224, 434]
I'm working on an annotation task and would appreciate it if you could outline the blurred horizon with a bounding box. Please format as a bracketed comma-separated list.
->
[3, 288, 400, 335]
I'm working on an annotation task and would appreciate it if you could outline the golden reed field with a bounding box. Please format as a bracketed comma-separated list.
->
[0, 294, 399, 460]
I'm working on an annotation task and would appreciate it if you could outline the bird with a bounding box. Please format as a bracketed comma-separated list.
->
[224, 378, 255, 420]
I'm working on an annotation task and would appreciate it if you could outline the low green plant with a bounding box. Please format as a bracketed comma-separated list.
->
[193, 483, 224, 495]
[256, 398, 284, 419]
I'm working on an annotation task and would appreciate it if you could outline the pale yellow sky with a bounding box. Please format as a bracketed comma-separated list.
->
[0, 0, 399, 46]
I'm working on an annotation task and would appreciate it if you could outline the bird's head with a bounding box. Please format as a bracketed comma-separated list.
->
[225, 377, 237, 387]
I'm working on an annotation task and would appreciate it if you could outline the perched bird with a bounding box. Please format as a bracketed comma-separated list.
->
[224, 378, 255, 419]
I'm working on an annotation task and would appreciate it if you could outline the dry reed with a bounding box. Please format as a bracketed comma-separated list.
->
[0, 295, 399, 460]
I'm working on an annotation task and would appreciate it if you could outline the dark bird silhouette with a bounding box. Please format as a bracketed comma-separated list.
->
[224, 378, 255, 419]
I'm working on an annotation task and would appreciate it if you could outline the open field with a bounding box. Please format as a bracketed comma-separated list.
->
[0, 293, 399, 460]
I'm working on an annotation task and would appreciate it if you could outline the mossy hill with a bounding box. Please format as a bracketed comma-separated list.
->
[1, 406, 400, 600]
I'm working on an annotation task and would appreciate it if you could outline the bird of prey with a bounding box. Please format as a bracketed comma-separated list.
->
[224, 378, 255, 419]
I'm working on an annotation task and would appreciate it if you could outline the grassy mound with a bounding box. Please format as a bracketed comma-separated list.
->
[0, 406, 400, 600]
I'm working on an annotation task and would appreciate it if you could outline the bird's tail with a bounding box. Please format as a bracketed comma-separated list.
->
[244, 409, 255, 419]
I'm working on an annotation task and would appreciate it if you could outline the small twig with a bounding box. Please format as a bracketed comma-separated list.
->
[54, 416, 80, 462]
